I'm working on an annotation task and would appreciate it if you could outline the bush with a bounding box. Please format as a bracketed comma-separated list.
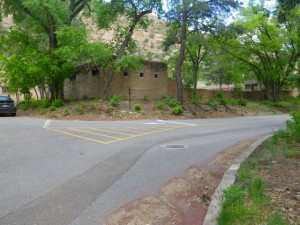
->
[156, 100, 165, 110]
[75, 102, 84, 115]
[109, 95, 121, 106]
[133, 103, 141, 111]
[234, 85, 244, 93]
[286, 111, 300, 142]
[171, 105, 183, 115]
[206, 99, 219, 106]
[218, 98, 228, 106]
[163, 95, 179, 107]
[51, 99, 64, 108]
[17, 101, 31, 110]
[62, 108, 70, 116]
[41, 99, 50, 108]
[17, 99, 48, 110]
[215, 90, 225, 99]
[238, 99, 248, 106]
[190, 92, 201, 105]
[214, 91, 227, 106]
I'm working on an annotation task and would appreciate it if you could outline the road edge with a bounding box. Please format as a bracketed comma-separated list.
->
[203, 135, 272, 225]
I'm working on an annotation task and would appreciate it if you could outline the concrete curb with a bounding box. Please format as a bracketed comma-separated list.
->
[203, 135, 272, 225]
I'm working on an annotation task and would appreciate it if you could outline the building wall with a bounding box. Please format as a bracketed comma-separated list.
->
[64, 61, 168, 100]
[168, 78, 271, 101]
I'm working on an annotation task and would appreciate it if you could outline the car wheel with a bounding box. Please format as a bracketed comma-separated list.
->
[12, 113, 16, 117]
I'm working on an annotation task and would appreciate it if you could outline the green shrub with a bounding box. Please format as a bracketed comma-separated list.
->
[163, 95, 179, 107]
[41, 99, 50, 108]
[18, 100, 45, 110]
[218, 98, 228, 106]
[133, 103, 141, 111]
[238, 99, 248, 106]
[286, 111, 300, 142]
[215, 90, 225, 99]
[206, 99, 219, 106]
[156, 100, 165, 110]
[234, 85, 244, 93]
[171, 105, 183, 115]
[109, 95, 121, 106]
[51, 99, 64, 108]
[62, 108, 70, 116]
[17, 102, 31, 110]
[190, 92, 201, 105]
[75, 102, 84, 115]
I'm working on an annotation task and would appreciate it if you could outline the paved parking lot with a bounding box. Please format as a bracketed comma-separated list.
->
[44, 121, 194, 144]
[0, 115, 289, 225]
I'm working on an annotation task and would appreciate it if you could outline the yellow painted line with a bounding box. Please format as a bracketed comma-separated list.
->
[89, 127, 135, 137]
[43, 127, 108, 144]
[126, 127, 160, 132]
[66, 127, 122, 140]
[126, 126, 178, 132]
[45, 125, 193, 145]
[106, 127, 148, 134]
[104, 125, 188, 144]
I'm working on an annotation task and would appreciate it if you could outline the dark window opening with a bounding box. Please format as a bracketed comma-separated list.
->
[154, 73, 158, 78]
[140, 72, 144, 77]
[124, 71, 129, 76]
[92, 68, 100, 76]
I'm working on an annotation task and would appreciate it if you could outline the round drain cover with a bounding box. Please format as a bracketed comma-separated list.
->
[162, 144, 188, 150]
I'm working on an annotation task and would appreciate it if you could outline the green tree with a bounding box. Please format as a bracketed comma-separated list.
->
[1, 0, 91, 101]
[0, 0, 117, 101]
[94, 0, 163, 98]
[218, 3, 300, 101]
[203, 38, 246, 90]
[164, 0, 240, 104]
[185, 33, 208, 97]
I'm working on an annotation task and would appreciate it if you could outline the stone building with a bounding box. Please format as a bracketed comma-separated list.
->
[64, 61, 168, 100]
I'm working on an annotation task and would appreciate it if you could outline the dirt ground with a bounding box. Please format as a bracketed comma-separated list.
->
[103, 137, 264, 225]
[252, 142, 300, 225]
[17, 100, 283, 121]
[17, 100, 298, 225]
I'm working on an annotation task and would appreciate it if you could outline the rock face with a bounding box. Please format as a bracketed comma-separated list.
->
[1, 14, 170, 61]
[82, 14, 171, 61]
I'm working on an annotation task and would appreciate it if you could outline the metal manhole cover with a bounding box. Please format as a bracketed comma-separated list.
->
[162, 144, 189, 150]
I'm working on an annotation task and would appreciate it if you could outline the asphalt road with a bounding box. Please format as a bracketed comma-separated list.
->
[0, 115, 289, 225]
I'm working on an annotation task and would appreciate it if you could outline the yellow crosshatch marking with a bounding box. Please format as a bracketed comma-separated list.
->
[44, 124, 190, 145]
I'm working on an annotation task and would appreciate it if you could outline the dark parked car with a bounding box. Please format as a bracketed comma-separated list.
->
[0, 96, 17, 116]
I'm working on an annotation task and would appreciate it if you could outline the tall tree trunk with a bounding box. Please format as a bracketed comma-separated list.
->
[175, 7, 188, 104]
[46, 16, 60, 102]
[116, 25, 135, 60]
[115, 10, 151, 60]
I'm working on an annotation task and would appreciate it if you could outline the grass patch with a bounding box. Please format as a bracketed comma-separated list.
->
[218, 112, 300, 225]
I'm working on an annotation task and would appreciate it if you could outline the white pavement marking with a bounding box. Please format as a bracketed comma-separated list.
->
[43, 120, 51, 128]
[157, 120, 196, 126]
[144, 122, 165, 125]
